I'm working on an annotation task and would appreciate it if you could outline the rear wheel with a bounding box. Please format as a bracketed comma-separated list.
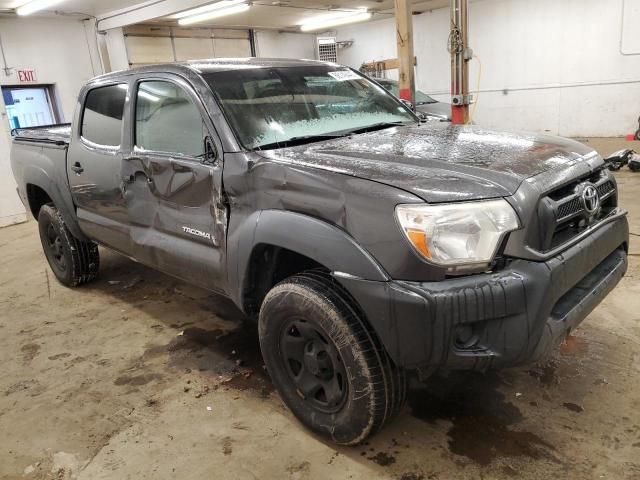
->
[259, 271, 406, 445]
[38, 203, 99, 287]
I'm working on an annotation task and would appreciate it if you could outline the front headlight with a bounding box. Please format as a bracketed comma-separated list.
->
[395, 199, 520, 270]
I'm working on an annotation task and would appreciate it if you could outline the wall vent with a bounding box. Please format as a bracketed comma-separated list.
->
[317, 37, 337, 63]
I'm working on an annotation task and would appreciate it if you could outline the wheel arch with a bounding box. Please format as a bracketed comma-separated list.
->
[22, 165, 86, 240]
[229, 210, 389, 316]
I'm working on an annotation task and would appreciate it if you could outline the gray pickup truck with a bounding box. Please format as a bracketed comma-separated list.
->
[10, 58, 628, 445]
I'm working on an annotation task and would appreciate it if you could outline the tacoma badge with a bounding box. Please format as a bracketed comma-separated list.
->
[182, 226, 211, 240]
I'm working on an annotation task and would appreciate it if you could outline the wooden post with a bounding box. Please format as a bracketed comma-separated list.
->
[395, 0, 415, 105]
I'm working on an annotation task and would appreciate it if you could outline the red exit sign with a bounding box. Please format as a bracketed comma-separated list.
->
[17, 69, 37, 83]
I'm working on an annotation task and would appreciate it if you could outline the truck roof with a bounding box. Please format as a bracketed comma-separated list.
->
[89, 58, 334, 84]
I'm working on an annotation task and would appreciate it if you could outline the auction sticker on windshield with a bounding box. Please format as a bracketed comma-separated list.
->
[328, 70, 361, 81]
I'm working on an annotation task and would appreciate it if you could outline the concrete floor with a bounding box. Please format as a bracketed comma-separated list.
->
[1, 138, 639, 480]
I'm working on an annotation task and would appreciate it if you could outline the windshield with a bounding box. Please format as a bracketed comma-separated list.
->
[204, 66, 417, 150]
[377, 79, 437, 105]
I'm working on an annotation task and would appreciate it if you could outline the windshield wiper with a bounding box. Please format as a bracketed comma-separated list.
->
[345, 121, 412, 135]
[254, 122, 413, 151]
[256, 133, 348, 151]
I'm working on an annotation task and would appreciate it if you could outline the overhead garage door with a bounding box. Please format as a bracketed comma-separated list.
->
[124, 26, 253, 67]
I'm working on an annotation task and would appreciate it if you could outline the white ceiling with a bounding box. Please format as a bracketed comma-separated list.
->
[0, 0, 451, 28]
[152, 1, 451, 30]
[0, 0, 149, 16]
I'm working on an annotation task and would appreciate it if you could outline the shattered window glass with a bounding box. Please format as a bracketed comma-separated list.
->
[205, 66, 416, 150]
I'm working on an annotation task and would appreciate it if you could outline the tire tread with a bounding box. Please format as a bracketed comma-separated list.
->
[38, 204, 99, 287]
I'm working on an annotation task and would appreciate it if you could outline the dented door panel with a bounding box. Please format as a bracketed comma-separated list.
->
[122, 154, 226, 290]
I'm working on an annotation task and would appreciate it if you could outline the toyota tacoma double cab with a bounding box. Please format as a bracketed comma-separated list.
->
[10, 59, 628, 445]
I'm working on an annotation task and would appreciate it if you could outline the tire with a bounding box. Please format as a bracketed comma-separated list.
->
[38, 203, 99, 287]
[259, 270, 406, 445]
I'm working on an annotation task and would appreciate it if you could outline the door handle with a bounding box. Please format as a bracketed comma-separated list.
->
[71, 162, 84, 174]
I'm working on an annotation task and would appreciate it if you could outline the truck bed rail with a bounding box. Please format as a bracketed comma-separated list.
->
[11, 123, 71, 146]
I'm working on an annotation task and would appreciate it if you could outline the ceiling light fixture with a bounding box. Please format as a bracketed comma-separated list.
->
[299, 10, 371, 32]
[169, 0, 246, 20]
[177, 1, 250, 26]
[16, 0, 67, 16]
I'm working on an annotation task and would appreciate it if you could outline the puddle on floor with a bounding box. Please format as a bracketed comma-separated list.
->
[408, 372, 559, 466]
[145, 321, 273, 398]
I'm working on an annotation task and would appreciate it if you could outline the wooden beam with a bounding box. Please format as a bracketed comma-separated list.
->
[395, 0, 415, 104]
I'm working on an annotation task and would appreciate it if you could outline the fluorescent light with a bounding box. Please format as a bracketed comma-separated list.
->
[299, 10, 371, 32]
[169, 0, 245, 20]
[177, 2, 249, 25]
[16, 0, 67, 15]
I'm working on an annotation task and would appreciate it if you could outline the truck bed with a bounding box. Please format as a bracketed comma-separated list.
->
[11, 124, 71, 145]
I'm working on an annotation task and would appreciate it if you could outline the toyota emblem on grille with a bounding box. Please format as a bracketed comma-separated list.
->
[582, 184, 600, 215]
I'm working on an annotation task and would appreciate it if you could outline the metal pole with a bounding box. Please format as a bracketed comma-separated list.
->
[450, 0, 470, 124]
[0, 32, 12, 76]
[395, 0, 415, 105]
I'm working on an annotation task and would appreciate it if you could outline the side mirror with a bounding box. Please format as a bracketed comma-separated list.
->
[201, 137, 218, 165]
[399, 98, 415, 111]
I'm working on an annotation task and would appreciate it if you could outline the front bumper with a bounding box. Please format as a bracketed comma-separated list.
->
[336, 214, 628, 373]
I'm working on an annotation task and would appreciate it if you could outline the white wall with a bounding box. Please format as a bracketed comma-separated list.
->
[255, 31, 317, 60]
[0, 16, 102, 227]
[336, 0, 640, 137]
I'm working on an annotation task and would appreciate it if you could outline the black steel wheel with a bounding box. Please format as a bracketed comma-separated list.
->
[280, 317, 348, 413]
[38, 203, 99, 287]
[259, 271, 406, 445]
[44, 221, 67, 273]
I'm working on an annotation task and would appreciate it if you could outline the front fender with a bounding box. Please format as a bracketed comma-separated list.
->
[227, 209, 389, 308]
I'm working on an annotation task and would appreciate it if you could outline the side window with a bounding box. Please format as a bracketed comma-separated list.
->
[81, 84, 126, 147]
[135, 81, 204, 157]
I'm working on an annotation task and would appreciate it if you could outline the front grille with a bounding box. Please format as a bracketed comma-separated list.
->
[597, 180, 615, 197]
[533, 169, 618, 252]
[556, 197, 582, 220]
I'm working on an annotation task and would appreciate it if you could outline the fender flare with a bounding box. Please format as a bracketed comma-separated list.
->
[228, 209, 389, 308]
[22, 164, 87, 240]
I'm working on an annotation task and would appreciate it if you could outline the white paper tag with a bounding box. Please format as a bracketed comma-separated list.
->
[327, 70, 361, 81]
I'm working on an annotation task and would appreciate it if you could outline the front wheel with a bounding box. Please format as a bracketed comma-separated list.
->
[259, 271, 406, 445]
[38, 203, 99, 287]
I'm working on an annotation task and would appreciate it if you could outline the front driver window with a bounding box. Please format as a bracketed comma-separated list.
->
[135, 80, 204, 157]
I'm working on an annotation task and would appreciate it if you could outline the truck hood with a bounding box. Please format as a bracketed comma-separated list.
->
[262, 123, 597, 203]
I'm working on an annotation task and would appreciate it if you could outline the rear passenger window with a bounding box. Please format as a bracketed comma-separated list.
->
[135, 81, 204, 157]
[81, 84, 126, 147]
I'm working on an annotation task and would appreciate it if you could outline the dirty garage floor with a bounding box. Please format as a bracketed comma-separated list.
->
[1, 138, 640, 480]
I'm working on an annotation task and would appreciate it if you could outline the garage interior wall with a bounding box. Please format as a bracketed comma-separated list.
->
[254, 31, 317, 60]
[0, 16, 102, 227]
[103, 27, 317, 69]
[336, 0, 640, 137]
[122, 25, 253, 66]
